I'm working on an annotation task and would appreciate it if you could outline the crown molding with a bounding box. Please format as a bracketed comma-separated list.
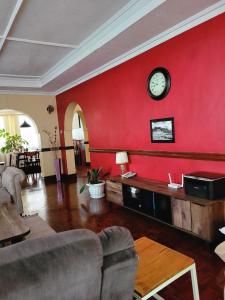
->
[0, 76, 40, 87]
[0, 74, 40, 78]
[41, 0, 166, 86]
[55, 1, 225, 95]
[0, 0, 224, 95]
[0, 89, 55, 96]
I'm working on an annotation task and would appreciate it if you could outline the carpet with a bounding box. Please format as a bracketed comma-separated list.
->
[23, 215, 56, 240]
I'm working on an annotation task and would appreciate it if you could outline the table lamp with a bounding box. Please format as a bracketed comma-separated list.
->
[116, 151, 128, 175]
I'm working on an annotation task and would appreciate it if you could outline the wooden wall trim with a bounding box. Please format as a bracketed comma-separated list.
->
[89, 148, 225, 162]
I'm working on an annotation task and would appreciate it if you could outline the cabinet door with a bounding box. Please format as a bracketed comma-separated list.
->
[171, 198, 191, 231]
[191, 203, 211, 241]
[140, 190, 154, 216]
[106, 180, 123, 205]
[154, 193, 172, 224]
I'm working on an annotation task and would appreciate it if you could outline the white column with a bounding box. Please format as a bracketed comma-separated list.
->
[64, 130, 76, 175]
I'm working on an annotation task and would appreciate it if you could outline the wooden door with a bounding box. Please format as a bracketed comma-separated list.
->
[171, 198, 191, 231]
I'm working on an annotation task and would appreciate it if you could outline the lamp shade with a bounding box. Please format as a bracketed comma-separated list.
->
[116, 151, 128, 164]
[20, 120, 31, 128]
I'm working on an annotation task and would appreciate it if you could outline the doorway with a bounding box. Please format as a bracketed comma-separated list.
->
[72, 105, 90, 176]
[64, 103, 90, 178]
[0, 109, 41, 172]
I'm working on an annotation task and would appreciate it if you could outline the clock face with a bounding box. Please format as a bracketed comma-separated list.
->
[147, 67, 171, 100]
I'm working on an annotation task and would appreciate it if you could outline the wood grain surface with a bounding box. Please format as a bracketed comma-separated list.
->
[90, 148, 225, 162]
[134, 237, 194, 297]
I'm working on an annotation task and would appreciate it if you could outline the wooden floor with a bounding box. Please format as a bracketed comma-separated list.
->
[22, 172, 225, 300]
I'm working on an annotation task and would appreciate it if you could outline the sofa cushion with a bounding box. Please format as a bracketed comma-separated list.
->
[0, 229, 103, 300]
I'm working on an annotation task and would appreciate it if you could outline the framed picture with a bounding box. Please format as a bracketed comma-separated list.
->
[150, 117, 175, 143]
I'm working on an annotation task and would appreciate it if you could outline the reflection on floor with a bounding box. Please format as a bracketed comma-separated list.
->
[22, 175, 224, 300]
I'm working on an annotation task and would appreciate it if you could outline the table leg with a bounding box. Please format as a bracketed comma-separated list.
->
[153, 294, 165, 300]
[190, 264, 200, 300]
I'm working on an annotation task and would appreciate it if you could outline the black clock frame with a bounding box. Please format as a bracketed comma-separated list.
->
[147, 67, 171, 100]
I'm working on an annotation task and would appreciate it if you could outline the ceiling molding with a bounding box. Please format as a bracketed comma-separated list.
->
[0, 89, 55, 96]
[0, 76, 40, 88]
[0, 0, 224, 95]
[55, 1, 225, 95]
[0, 0, 23, 50]
[41, 0, 166, 86]
[7, 37, 77, 49]
[0, 74, 40, 78]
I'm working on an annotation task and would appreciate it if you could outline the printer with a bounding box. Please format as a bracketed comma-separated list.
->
[184, 171, 225, 200]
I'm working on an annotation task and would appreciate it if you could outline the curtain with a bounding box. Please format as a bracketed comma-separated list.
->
[3, 114, 20, 135]
[0, 115, 20, 166]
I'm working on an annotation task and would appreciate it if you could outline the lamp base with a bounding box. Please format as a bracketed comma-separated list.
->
[120, 164, 126, 175]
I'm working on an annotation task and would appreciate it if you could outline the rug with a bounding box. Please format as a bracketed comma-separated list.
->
[23, 215, 56, 240]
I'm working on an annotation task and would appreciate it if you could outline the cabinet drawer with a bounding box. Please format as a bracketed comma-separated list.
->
[106, 180, 122, 194]
[106, 190, 123, 206]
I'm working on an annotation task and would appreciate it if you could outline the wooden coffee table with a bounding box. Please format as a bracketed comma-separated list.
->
[134, 237, 200, 300]
[0, 203, 30, 246]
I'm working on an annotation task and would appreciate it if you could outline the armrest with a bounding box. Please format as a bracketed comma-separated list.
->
[98, 226, 136, 256]
[98, 226, 138, 300]
[215, 241, 225, 262]
[2, 167, 25, 214]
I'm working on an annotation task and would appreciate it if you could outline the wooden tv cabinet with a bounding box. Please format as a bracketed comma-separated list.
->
[106, 176, 225, 242]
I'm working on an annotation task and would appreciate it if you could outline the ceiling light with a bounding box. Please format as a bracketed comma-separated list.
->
[20, 120, 31, 128]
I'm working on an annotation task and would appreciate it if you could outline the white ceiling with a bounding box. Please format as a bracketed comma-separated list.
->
[0, 0, 224, 95]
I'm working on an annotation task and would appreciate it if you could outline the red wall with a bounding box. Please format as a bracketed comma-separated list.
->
[57, 13, 225, 182]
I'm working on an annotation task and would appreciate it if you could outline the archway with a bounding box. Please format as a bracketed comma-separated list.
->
[64, 102, 90, 177]
[0, 109, 41, 168]
[72, 104, 90, 169]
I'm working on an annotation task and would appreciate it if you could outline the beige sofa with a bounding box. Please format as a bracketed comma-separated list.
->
[0, 166, 25, 214]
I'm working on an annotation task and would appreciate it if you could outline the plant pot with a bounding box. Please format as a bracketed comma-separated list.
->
[87, 181, 105, 199]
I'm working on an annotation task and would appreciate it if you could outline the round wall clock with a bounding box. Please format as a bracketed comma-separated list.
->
[147, 67, 171, 100]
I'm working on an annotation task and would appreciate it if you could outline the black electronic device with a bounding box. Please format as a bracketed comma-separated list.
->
[184, 171, 225, 200]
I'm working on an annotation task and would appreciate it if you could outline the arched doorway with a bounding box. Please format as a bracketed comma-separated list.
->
[64, 103, 90, 177]
[0, 109, 41, 168]
[72, 104, 90, 169]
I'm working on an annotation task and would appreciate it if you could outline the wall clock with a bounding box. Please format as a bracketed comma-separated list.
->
[147, 67, 171, 100]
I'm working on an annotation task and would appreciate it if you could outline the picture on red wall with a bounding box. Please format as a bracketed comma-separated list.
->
[150, 117, 175, 143]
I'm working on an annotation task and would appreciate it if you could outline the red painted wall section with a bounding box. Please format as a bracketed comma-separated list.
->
[57, 13, 225, 182]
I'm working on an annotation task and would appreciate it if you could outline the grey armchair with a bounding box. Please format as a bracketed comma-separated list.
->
[0, 226, 138, 300]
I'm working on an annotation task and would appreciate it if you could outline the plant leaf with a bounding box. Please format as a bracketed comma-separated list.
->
[79, 185, 86, 193]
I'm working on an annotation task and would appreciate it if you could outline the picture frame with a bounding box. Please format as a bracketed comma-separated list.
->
[150, 117, 175, 143]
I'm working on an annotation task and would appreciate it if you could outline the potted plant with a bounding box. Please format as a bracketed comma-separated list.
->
[80, 168, 108, 199]
[0, 129, 28, 153]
